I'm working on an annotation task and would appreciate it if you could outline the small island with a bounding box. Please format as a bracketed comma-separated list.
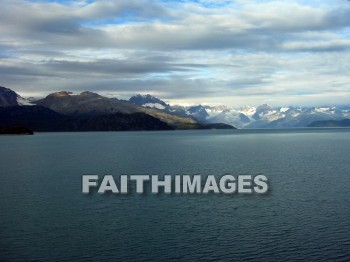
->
[308, 119, 350, 128]
[0, 126, 34, 135]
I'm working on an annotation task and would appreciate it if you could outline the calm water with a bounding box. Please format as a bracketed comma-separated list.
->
[0, 129, 350, 261]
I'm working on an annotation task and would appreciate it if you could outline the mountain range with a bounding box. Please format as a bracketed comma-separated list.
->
[0, 86, 234, 132]
[126, 93, 350, 129]
[1, 85, 349, 130]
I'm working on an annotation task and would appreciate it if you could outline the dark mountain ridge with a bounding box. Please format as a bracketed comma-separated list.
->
[0, 106, 174, 132]
[0, 86, 19, 107]
[35, 91, 198, 128]
[0, 86, 236, 130]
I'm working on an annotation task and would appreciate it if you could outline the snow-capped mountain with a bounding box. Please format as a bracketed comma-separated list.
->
[0, 86, 34, 107]
[3, 87, 350, 129]
[127, 94, 350, 128]
[128, 94, 197, 120]
[198, 105, 350, 128]
[128, 94, 169, 110]
[186, 105, 209, 122]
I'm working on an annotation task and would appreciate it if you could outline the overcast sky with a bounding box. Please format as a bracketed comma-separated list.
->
[1, 0, 350, 106]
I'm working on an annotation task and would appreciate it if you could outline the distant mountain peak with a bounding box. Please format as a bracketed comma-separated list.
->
[0, 86, 13, 92]
[135, 94, 153, 98]
[129, 94, 169, 108]
[46, 91, 101, 98]
[48, 91, 73, 97]
[3, 85, 350, 129]
[0, 86, 24, 107]
[80, 91, 100, 97]
[256, 103, 273, 110]
[186, 105, 209, 121]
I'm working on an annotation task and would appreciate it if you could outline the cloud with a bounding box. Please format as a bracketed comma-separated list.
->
[281, 40, 350, 52]
[0, 0, 349, 106]
[2, 0, 350, 51]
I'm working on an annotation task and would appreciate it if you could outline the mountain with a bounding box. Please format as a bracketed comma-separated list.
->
[247, 107, 350, 128]
[34, 90, 350, 129]
[35, 91, 197, 128]
[308, 119, 350, 127]
[179, 104, 350, 129]
[0, 86, 18, 106]
[69, 113, 174, 131]
[204, 105, 252, 128]
[0, 86, 33, 107]
[186, 105, 209, 122]
[0, 87, 235, 130]
[128, 94, 197, 121]
[129, 94, 169, 110]
[36, 91, 140, 116]
[0, 106, 174, 131]
[253, 104, 274, 120]
[6, 85, 350, 129]
[0, 105, 71, 131]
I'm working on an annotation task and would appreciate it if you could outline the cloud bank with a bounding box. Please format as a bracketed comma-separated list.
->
[1, 0, 350, 106]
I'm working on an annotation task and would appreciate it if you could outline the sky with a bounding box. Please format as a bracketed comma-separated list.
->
[0, 0, 350, 106]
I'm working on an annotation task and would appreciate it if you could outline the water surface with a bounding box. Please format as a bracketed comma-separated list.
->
[0, 129, 349, 261]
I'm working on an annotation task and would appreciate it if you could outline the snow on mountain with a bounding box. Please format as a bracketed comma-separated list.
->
[0, 86, 19, 107]
[17, 95, 34, 106]
[125, 93, 350, 128]
[129, 94, 169, 109]
[279, 107, 290, 113]
[252, 104, 275, 120]
[0, 86, 34, 106]
[172, 103, 350, 129]
[5, 86, 349, 129]
[239, 105, 256, 117]
[207, 111, 250, 128]
[143, 103, 166, 110]
[186, 105, 209, 122]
